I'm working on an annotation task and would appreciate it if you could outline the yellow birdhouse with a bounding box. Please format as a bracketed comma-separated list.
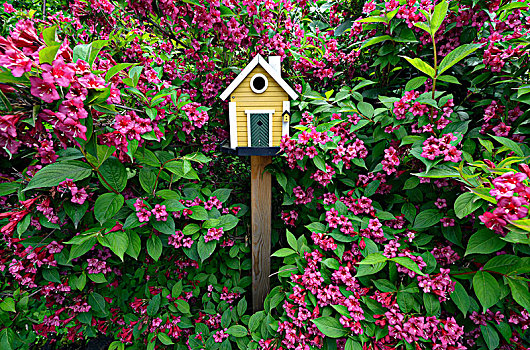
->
[220, 54, 298, 156]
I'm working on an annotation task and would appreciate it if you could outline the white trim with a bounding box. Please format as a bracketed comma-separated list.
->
[250, 73, 268, 94]
[269, 113, 273, 147]
[219, 54, 298, 101]
[282, 101, 290, 139]
[228, 102, 237, 149]
[245, 110, 275, 147]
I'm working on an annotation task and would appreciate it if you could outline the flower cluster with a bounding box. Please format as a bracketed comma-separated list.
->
[479, 171, 529, 234]
[420, 133, 462, 163]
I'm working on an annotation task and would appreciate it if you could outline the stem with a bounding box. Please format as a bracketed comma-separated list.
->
[79, 147, 119, 195]
[431, 34, 438, 100]
[152, 157, 183, 196]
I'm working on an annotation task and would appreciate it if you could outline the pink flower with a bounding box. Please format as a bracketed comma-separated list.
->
[137, 208, 151, 223]
[152, 204, 168, 221]
[0, 49, 32, 77]
[204, 228, 224, 243]
[29, 76, 60, 103]
[3, 2, 16, 13]
[78, 73, 106, 89]
[43, 58, 76, 87]
[71, 188, 88, 205]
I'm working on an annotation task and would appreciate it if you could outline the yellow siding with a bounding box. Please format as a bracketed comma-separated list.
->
[231, 66, 288, 147]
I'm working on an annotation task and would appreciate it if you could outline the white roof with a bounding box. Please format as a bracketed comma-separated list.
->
[219, 54, 298, 101]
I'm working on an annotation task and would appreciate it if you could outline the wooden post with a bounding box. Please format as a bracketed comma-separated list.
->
[251, 155, 272, 312]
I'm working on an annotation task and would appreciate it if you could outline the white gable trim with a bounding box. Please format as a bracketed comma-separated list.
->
[219, 54, 298, 101]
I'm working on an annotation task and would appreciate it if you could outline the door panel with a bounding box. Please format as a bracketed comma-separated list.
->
[250, 113, 269, 147]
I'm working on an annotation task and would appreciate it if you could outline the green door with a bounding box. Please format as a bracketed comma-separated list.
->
[250, 113, 269, 147]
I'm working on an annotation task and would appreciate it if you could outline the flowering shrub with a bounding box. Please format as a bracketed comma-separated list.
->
[0, 0, 529, 349]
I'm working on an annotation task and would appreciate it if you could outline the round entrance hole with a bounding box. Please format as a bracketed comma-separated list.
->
[250, 73, 268, 94]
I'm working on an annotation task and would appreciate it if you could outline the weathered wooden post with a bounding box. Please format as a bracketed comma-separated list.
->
[219, 54, 298, 311]
[250, 155, 272, 311]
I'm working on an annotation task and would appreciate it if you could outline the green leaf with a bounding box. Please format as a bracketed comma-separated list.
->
[69, 237, 97, 261]
[358, 253, 387, 265]
[372, 279, 397, 293]
[473, 271, 500, 311]
[226, 325, 247, 337]
[24, 161, 92, 191]
[403, 177, 420, 190]
[0, 329, 15, 350]
[483, 255, 520, 275]
[139, 167, 157, 194]
[311, 317, 348, 338]
[423, 293, 440, 316]
[220, 5, 235, 16]
[172, 281, 183, 298]
[105, 63, 136, 82]
[357, 101, 374, 118]
[313, 154, 327, 171]
[402, 202, 416, 223]
[98, 157, 127, 192]
[271, 248, 297, 257]
[306, 222, 327, 233]
[157, 333, 174, 345]
[64, 201, 89, 229]
[437, 75, 460, 84]
[73, 43, 92, 63]
[437, 44, 481, 75]
[430, 0, 448, 35]
[401, 56, 436, 78]
[364, 180, 380, 197]
[125, 231, 141, 260]
[42, 268, 61, 283]
[405, 76, 428, 91]
[465, 229, 506, 256]
[39, 45, 61, 64]
[361, 35, 392, 49]
[147, 235, 162, 261]
[88, 292, 106, 314]
[17, 214, 31, 237]
[42, 26, 58, 46]
[490, 135, 524, 156]
[189, 206, 208, 220]
[286, 230, 297, 251]
[391, 256, 426, 276]
[413, 22, 431, 35]
[507, 279, 530, 312]
[94, 193, 124, 225]
[356, 16, 388, 24]
[454, 192, 482, 219]
[105, 231, 129, 261]
[147, 293, 161, 316]
[0, 182, 19, 196]
[451, 281, 470, 316]
[0, 298, 15, 313]
[249, 311, 266, 332]
[176, 299, 190, 314]
[481, 324, 500, 350]
[197, 239, 216, 262]
[237, 298, 247, 316]
[152, 217, 175, 235]
[413, 209, 443, 229]
[211, 188, 232, 203]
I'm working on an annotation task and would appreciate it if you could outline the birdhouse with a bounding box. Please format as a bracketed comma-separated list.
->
[220, 54, 298, 156]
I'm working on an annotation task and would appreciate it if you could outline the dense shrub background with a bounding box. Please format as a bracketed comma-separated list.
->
[0, 0, 529, 349]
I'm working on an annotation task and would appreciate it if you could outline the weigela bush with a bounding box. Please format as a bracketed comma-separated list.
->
[0, 0, 529, 349]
